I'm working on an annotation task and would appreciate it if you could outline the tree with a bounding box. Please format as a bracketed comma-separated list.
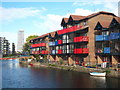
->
[26, 35, 39, 44]
[22, 35, 39, 55]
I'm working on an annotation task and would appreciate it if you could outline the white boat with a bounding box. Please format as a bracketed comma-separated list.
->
[90, 72, 106, 77]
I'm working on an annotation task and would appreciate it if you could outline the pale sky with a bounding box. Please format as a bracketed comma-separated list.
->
[0, 0, 119, 50]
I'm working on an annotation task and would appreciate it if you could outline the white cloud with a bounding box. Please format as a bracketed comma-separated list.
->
[32, 8, 96, 38]
[0, 7, 46, 22]
[72, 8, 95, 16]
[33, 14, 63, 35]
[72, 0, 119, 16]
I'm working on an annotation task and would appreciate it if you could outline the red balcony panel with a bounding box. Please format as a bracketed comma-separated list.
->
[74, 49, 77, 53]
[75, 60, 80, 65]
[74, 48, 83, 54]
[32, 51, 35, 54]
[31, 44, 36, 48]
[77, 48, 83, 53]
[78, 36, 83, 42]
[57, 30, 62, 35]
[74, 36, 82, 42]
[41, 50, 45, 54]
[58, 40, 63, 44]
[41, 43, 46, 46]
[74, 36, 88, 42]
[58, 25, 83, 35]
[74, 37, 77, 42]
[45, 51, 48, 54]
[31, 43, 46, 48]
[36, 51, 40, 54]
[82, 36, 89, 41]
[83, 48, 89, 53]
[58, 49, 62, 54]
[41, 50, 48, 54]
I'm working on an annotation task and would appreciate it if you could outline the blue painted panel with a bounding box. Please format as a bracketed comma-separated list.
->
[109, 33, 120, 40]
[96, 35, 109, 41]
[104, 47, 110, 53]
[49, 42, 55, 46]
[103, 35, 109, 40]
[95, 35, 103, 41]
[55, 41, 58, 45]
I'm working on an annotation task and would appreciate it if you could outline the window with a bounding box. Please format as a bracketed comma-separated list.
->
[83, 21, 87, 26]
[102, 31, 109, 35]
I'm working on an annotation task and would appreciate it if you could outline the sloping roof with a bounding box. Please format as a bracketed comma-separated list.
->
[63, 18, 69, 23]
[70, 15, 86, 21]
[61, 11, 116, 25]
[114, 17, 120, 23]
[49, 31, 57, 38]
[98, 20, 111, 28]
[86, 11, 116, 19]
[61, 18, 69, 26]
[30, 33, 49, 41]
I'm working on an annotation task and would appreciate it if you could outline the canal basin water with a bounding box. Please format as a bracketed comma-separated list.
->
[1, 59, 119, 88]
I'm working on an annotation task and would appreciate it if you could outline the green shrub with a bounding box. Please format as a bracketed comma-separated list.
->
[104, 70, 111, 74]
[91, 65, 96, 67]
[49, 64, 57, 67]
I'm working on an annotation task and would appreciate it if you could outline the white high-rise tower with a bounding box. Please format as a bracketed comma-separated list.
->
[17, 30, 24, 52]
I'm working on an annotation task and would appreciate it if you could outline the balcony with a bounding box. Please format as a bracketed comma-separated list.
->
[111, 49, 120, 55]
[57, 25, 83, 35]
[58, 49, 63, 54]
[31, 43, 46, 48]
[95, 35, 109, 41]
[49, 42, 55, 46]
[74, 36, 89, 42]
[83, 48, 89, 53]
[104, 47, 110, 53]
[41, 50, 48, 54]
[74, 48, 89, 54]
[55, 41, 58, 45]
[32, 51, 40, 54]
[58, 40, 63, 44]
[51, 50, 55, 54]
[109, 33, 120, 40]
[96, 47, 110, 54]
[96, 48, 103, 53]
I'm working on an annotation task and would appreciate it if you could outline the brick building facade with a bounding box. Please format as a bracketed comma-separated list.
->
[29, 11, 120, 67]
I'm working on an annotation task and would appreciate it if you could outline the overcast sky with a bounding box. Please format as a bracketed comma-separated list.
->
[0, 0, 119, 50]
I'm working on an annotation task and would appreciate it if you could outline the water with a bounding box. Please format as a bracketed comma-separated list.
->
[1, 59, 119, 88]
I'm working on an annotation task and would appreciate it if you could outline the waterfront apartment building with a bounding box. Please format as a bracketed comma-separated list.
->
[17, 30, 24, 52]
[0, 37, 10, 57]
[29, 11, 120, 67]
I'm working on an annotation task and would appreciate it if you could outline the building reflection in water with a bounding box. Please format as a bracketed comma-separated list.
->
[90, 76, 106, 88]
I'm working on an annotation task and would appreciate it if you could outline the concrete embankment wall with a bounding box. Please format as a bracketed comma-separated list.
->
[19, 61, 120, 78]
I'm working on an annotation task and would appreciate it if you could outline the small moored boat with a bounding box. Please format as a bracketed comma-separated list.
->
[90, 72, 106, 77]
